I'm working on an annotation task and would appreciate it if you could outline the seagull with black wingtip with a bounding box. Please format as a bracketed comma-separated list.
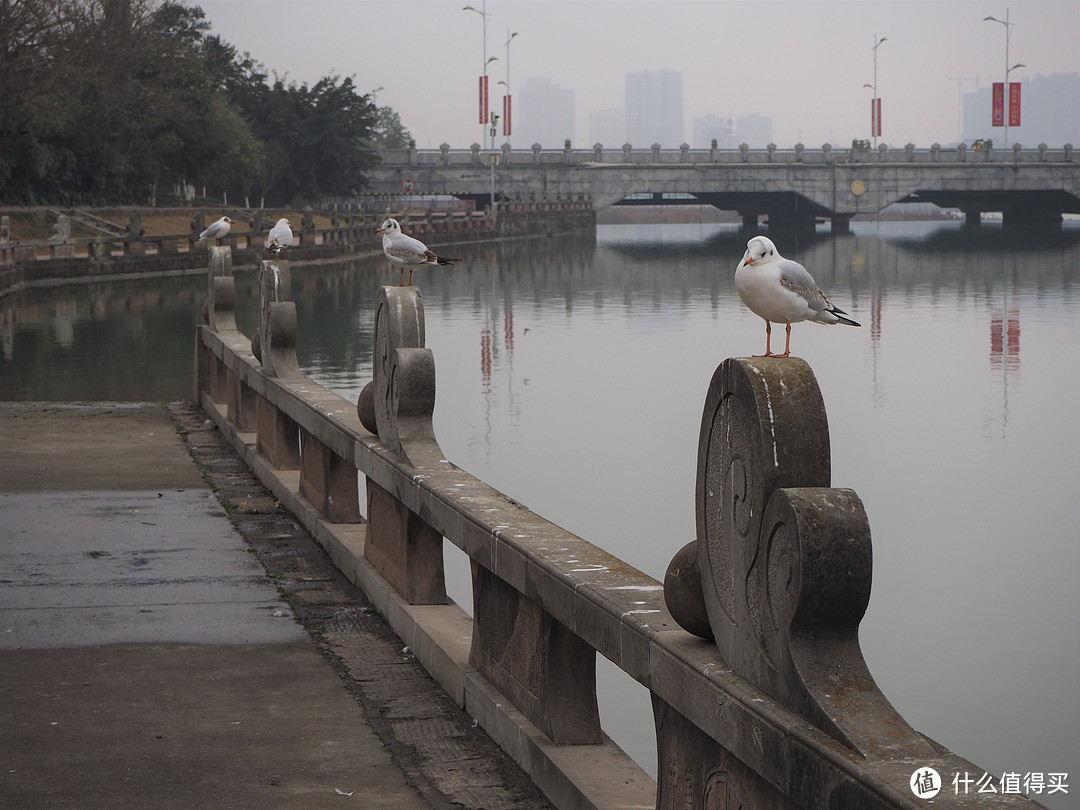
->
[735, 235, 860, 358]
[376, 218, 461, 286]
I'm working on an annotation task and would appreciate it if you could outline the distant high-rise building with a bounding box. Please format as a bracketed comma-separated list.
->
[961, 73, 1080, 147]
[693, 114, 735, 148]
[590, 108, 625, 148]
[625, 69, 684, 148]
[735, 114, 773, 147]
[518, 77, 575, 148]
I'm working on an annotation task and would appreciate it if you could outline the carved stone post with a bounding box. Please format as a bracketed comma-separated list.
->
[202, 246, 235, 404]
[256, 260, 299, 379]
[659, 357, 935, 809]
[364, 286, 446, 603]
[206, 246, 236, 332]
[255, 260, 301, 469]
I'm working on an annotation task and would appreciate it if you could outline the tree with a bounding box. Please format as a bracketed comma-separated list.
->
[371, 107, 412, 149]
[0, 0, 390, 205]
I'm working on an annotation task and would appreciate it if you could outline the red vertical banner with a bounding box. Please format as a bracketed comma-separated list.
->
[869, 98, 882, 137]
[502, 95, 511, 136]
[992, 82, 1005, 127]
[1008, 82, 1021, 127]
[479, 75, 488, 124]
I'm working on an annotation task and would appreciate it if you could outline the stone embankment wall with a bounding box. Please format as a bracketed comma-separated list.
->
[0, 201, 594, 296]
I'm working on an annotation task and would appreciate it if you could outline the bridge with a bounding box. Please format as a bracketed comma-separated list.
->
[368, 141, 1080, 229]
[196, 247, 1049, 809]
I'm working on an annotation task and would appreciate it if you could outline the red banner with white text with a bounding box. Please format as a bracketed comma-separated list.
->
[503, 95, 511, 136]
[1008, 82, 1021, 128]
[870, 98, 882, 137]
[479, 75, 488, 124]
[992, 83, 1005, 127]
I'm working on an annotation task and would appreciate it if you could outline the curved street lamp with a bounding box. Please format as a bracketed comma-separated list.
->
[464, 4, 493, 143]
[984, 10, 1024, 146]
[503, 30, 519, 143]
[868, 35, 887, 148]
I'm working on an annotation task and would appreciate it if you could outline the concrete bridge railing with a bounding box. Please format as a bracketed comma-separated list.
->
[369, 142, 1080, 225]
[381, 141, 1075, 168]
[195, 247, 1045, 810]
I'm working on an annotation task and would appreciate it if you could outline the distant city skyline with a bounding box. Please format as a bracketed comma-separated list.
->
[502, 68, 1077, 150]
[195, 1, 1080, 151]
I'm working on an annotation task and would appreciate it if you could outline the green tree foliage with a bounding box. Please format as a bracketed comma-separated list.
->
[372, 107, 413, 149]
[0, 0, 388, 206]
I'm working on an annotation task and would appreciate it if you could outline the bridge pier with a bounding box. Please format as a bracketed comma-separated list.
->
[964, 209, 982, 227]
[830, 215, 851, 233]
[739, 212, 759, 230]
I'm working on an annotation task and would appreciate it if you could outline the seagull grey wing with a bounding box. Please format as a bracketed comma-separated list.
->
[777, 258, 829, 312]
[386, 244, 427, 264]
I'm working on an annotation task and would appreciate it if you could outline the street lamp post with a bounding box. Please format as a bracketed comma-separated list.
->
[463, 4, 493, 146]
[869, 34, 887, 148]
[503, 30, 518, 145]
[984, 9, 1025, 147]
[489, 113, 499, 214]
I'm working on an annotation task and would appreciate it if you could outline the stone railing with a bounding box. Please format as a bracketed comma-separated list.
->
[195, 247, 1044, 810]
[0, 203, 591, 290]
[379, 140, 1075, 168]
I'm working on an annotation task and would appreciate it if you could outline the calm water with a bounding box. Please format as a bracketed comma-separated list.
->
[3, 221, 1078, 807]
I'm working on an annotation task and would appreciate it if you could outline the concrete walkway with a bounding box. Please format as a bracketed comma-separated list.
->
[0, 403, 550, 810]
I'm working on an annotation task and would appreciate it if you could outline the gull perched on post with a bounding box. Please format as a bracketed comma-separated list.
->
[735, 235, 860, 358]
[196, 216, 231, 245]
[266, 217, 293, 259]
[376, 218, 461, 286]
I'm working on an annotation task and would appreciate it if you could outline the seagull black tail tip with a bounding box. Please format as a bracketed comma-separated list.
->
[437, 256, 462, 266]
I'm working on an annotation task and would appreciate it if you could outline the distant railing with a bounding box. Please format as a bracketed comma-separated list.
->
[195, 246, 1045, 810]
[378, 140, 1075, 168]
[0, 202, 591, 283]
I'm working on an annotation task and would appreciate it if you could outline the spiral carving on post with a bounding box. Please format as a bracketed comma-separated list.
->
[371, 286, 445, 468]
[694, 357, 933, 757]
[256, 260, 299, 378]
[206, 246, 236, 333]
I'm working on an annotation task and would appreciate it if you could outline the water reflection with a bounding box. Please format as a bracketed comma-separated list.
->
[2, 222, 1078, 809]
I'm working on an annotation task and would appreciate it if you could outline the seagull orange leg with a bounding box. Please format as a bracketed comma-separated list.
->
[776, 320, 792, 358]
[755, 320, 774, 357]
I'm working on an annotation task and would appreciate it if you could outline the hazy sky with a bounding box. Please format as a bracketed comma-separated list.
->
[195, 0, 1079, 149]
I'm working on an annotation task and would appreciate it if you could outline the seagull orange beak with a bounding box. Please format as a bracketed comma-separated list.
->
[743, 257, 755, 266]
[376, 227, 385, 233]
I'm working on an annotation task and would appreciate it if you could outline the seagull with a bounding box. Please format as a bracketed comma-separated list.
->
[196, 216, 231, 245]
[266, 217, 293, 259]
[376, 218, 461, 286]
[735, 235, 860, 358]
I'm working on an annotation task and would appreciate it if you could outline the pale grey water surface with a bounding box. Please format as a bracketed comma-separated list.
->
[3, 221, 1078, 807]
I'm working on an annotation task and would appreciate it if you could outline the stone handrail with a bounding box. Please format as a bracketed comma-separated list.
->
[0, 208, 491, 270]
[1, 203, 593, 283]
[379, 141, 1075, 168]
[195, 247, 1044, 809]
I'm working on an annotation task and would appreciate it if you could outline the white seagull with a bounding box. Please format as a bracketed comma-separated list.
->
[735, 235, 860, 358]
[376, 218, 461, 286]
[266, 217, 293, 259]
[196, 216, 231, 245]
